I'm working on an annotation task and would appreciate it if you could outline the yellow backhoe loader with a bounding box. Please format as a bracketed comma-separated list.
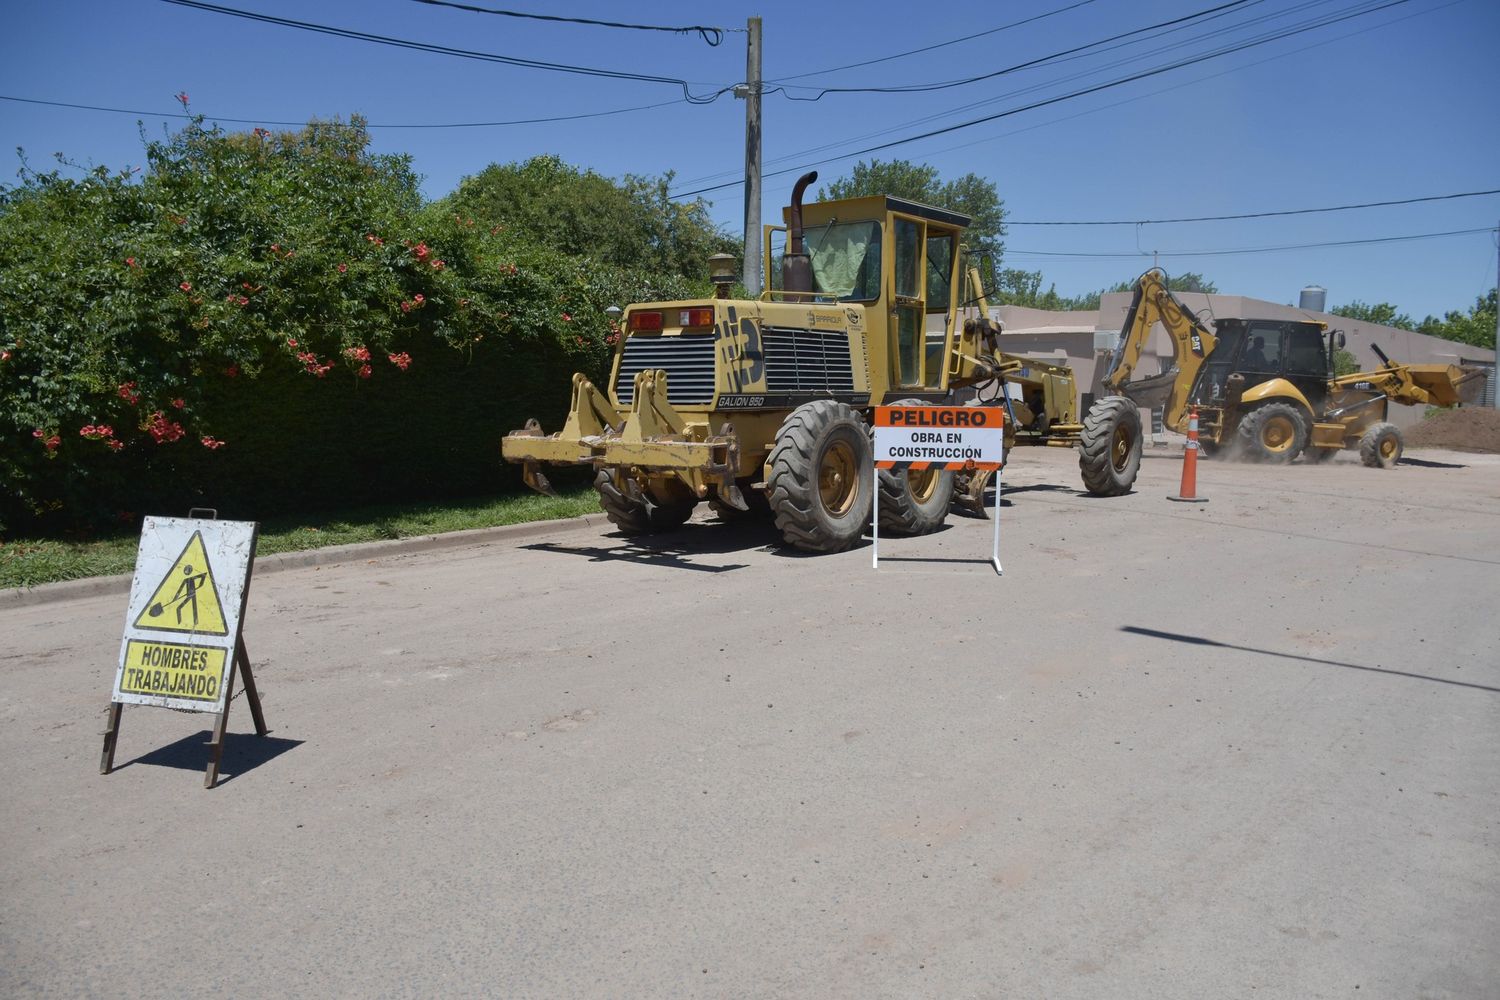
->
[1101, 269, 1486, 466]
[501, 173, 1144, 552]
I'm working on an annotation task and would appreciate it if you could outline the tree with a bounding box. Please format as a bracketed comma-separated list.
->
[1417, 289, 1497, 349]
[817, 159, 1006, 276]
[442, 155, 734, 281]
[1330, 301, 1415, 330]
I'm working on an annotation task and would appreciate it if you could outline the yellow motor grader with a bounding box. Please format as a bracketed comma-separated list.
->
[502, 172, 1143, 552]
[1103, 269, 1487, 466]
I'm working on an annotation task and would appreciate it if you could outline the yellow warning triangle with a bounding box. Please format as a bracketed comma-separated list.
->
[133, 531, 229, 636]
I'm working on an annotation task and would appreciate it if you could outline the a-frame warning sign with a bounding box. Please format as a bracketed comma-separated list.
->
[105, 514, 264, 788]
[131, 531, 228, 636]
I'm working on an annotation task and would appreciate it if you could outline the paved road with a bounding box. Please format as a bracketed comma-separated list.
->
[2, 446, 1497, 999]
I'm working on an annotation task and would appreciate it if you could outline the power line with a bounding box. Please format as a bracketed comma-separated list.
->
[775, 0, 1261, 99]
[765, 0, 1103, 84]
[1006, 226, 1496, 259]
[670, 0, 1415, 198]
[879, 0, 1465, 166]
[0, 93, 684, 129]
[157, 0, 732, 103]
[405, 0, 736, 46]
[675, 0, 1341, 189]
[1010, 189, 1500, 226]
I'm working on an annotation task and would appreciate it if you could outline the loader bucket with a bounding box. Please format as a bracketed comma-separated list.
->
[1407, 364, 1488, 407]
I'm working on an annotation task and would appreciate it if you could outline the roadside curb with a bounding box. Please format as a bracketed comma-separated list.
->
[0, 512, 608, 611]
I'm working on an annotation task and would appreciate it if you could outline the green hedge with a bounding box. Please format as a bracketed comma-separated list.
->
[0, 118, 700, 533]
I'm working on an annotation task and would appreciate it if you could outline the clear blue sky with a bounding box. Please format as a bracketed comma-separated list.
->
[3, 0, 1497, 319]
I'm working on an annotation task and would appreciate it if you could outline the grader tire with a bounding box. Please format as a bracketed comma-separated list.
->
[766, 400, 873, 553]
[1078, 396, 1142, 496]
[594, 471, 696, 535]
[1237, 402, 1308, 464]
[1359, 422, 1403, 469]
[878, 397, 955, 535]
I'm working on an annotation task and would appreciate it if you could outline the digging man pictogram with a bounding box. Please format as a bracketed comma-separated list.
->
[149, 564, 209, 627]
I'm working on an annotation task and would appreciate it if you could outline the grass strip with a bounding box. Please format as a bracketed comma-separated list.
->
[1, 489, 601, 590]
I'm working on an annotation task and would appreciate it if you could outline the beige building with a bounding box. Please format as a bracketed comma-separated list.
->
[966, 292, 1495, 431]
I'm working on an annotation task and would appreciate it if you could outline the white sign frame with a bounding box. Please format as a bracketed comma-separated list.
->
[111, 516, 258, 713]
[871, 406, 1004, 576]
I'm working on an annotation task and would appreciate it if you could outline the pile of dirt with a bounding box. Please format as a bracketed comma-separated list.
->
[1405, 407, 1500, 453]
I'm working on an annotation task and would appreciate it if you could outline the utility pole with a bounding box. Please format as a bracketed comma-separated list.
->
[737, 16, 763, 297]
[1493, 219, 1499, 407]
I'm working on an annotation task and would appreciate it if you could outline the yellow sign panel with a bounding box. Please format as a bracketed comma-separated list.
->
[119, 639, 229, 704]
[131, 531, 228, 636]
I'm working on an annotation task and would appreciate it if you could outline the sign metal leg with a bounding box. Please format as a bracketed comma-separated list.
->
[871, 460, 880, 570]
[236, 638, 268, 737]
[992, 467, 1003, 576]
[99, 702, 124, 774]
[204, 653, 239, 789]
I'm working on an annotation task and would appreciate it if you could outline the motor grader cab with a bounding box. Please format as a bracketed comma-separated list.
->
[1102, 269, 1487, 466]
[502, 172, 1143, 552]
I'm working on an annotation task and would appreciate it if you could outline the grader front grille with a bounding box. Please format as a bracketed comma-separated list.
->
[614, 333, 716, 405]
[762, 327, 857, 394]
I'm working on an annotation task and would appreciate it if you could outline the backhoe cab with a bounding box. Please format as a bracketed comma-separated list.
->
[1102, 269, 1486, 466]
[503, 173, 1142, 552]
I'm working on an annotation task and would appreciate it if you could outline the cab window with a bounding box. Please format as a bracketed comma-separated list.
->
[1239, 323, 1283, 371]
[806, 221, 882, 301]
[1285, 326, 1327, 377]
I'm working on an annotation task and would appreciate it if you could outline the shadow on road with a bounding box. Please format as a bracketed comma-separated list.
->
[524, 519, 778, 571]
[1399, 456, 1468, 469]
[118, 730, 304, 785]
[1121, 625, 1498, 694]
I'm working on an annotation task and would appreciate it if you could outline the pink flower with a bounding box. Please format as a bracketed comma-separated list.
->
[562, 312, 572, 322]
[175, 91, 189, 107]
[252, 127, 270, 139]
[125, 257, 137, 268]
[431, 260, 444, 270]
[343, 346, 371, 362]
[412, 242, 430, 260]
[171, 398, 185, 410]
[387, 352, 412, 371]
[337, 263, 348, 274]
[145, 411, 185, 444]
[179, 281, 192, 292]
[287, 338, 298, 347]
[223, 364, 240, 378]
[357, 364, 372, 379]
[400, 301, 411, 313]
[107, 439, 124, 451]
[237, 295, 250, 307]
[117, 381, 140, 405]
[413, 294, 424, 304]
[201, 436, 226, 450]
[1, 350, 10, 362]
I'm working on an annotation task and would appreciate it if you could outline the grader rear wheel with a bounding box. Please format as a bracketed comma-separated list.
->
[1078, 396, 1142, 496]
[766, 400, 873, 552]
[594, 471, 696, 535]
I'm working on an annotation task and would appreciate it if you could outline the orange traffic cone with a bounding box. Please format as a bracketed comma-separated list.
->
[1168, 406, 1209, 503]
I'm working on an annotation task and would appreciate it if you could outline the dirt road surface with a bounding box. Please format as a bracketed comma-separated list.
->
[3, 446, 1497, 999]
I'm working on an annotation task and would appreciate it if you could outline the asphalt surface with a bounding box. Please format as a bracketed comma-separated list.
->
[2, 445, 1497, 999]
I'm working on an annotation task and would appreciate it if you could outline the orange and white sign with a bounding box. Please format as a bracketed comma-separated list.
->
[873, 405, 1004, 471]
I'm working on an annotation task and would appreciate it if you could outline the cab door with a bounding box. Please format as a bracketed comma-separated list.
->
[891, 215, 927, 389]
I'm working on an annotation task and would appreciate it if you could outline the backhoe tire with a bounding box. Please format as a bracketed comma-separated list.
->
[1079, 396, 1142, 496]
[766, 400, 873, 553]
[878, 397, 955, 535]
[1359, 422, 1403, 469]
[594, 471, 696, 535]
[1237, 402, 1307, 464]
